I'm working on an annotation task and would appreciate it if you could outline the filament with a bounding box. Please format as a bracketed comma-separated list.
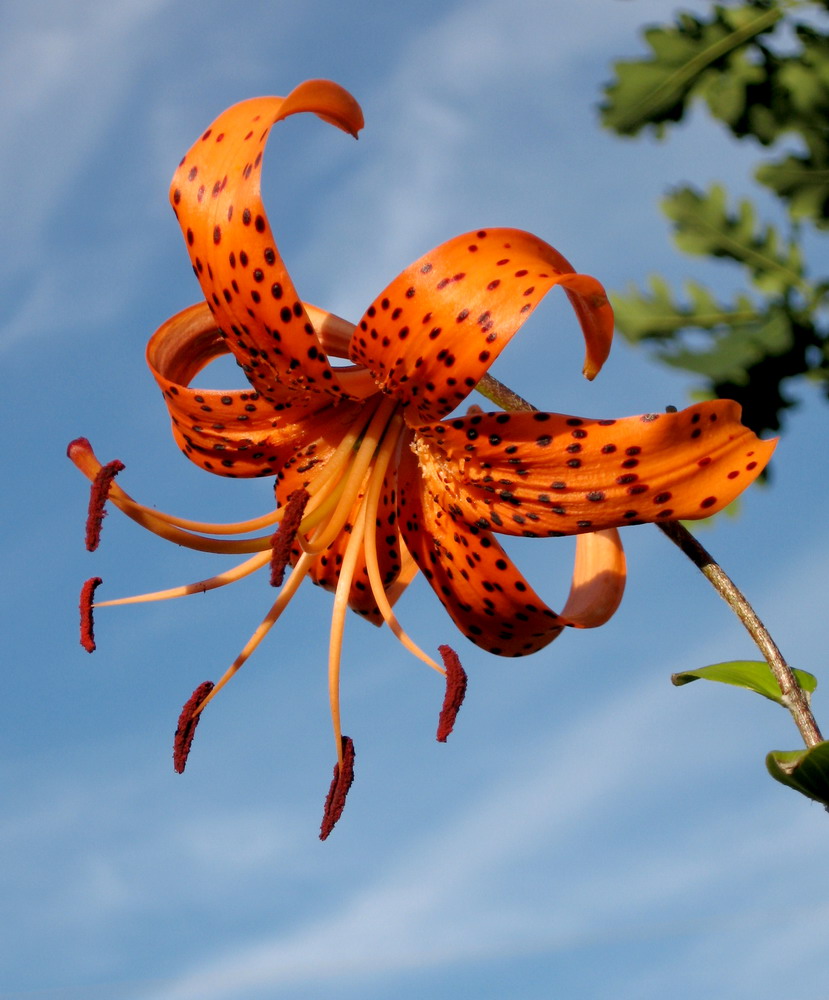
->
[327, 478, 371, 765]
[94, 550, 272, 606]
[302, 396, 398, 555]
[194, 551, 317, 714]
[361, 419, 444, 676]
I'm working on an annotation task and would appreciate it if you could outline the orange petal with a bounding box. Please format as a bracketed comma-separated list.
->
[398, 444, 567, 656]
[170, 82, 363, 404]
[277, 79, 364, 137]
[349, 228, 613, 423]
[560, 529, 626, 627]
[147, 302, 368, 478]
[412, 402, 776, 536]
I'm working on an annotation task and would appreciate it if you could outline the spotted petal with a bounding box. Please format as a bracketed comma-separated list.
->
[349, 228, 614, 424]
[412, 401, 777, 536]
[147, 302, 370, 479]
[398, 445, 625, 655]
[170, 81, 365, 406]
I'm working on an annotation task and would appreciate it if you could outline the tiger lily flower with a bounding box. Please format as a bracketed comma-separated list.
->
[69, 80, 776, 838]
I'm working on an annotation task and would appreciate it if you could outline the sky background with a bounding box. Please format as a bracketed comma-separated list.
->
[3, 1, 829, 997]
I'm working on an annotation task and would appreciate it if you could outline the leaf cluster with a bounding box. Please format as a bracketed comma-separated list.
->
[601, 0, 829, 436]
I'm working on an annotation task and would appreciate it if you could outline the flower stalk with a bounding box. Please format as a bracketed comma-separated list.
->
[655, 519, 823, 747]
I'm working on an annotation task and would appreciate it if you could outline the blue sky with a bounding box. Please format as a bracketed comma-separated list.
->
[3, 1, 829, 997]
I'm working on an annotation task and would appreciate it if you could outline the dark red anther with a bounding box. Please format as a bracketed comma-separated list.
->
[436, 645, 467, 742]
[79, 577, 103, 653]
[173, 681, 214, 773]
[270, 488, 310, 586]
[85, 458, 125, 551]
[319, 735, 355, 841]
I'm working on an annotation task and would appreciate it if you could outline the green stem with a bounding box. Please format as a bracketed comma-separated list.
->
[476, 371, 823, 749]
[656, 520, 822, 747]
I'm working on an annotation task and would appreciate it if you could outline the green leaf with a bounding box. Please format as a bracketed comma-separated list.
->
[601, 3, 783, 136]
[662, 184, 805, 296]
[661, 308, 793, 384]
[611, 277, 794, 384]
[610, 274, 826, 435]
[757, 154, 829, 229]
[612, 276, 759, 344]
[766, 742, 829, 807]
[672, 660, 817, 705]
[698, 45, 767, 129]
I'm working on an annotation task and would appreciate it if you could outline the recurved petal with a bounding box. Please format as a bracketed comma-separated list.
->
[412, 401, 776, 537]
[560, 529, 626, 627]
[349, 228, 613, 424]
[170, 82, 364, 405]
[398, 444, 567, 656]
[148, 302, 368, 479]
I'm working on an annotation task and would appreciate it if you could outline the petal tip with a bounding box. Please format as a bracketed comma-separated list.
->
[283, 79, 364, 139]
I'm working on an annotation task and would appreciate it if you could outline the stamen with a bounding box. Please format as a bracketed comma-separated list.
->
[326, 493, 369, 766]
[173, 680, 215, 773]
[436, 645, 468, 742]
[69, 438, 278, 553]
[270, 488, 310, 587]
[319, 735, 355, 840]
[79, 577, 103, 652]
[360, 420, 444, 675]
[69, 427, 380, 555]
[195, 552, 316, 712]
[95, 551, 271, 607]
[85, 455, 125, 551]
[302, 397, 397, 555]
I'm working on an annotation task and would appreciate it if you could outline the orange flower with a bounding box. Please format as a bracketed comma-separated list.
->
[69, 80, 776, 838]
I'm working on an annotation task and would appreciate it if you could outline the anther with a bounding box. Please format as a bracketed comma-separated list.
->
[270, 488, 310, 586]
[85, 457, 125, 551]
[319, 735, 355, 840]
[79, 577, 103, 653]
[173, 680, 215, 773]
[436, 645, 467, 742]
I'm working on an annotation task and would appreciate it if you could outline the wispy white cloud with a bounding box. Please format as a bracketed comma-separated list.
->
[112, 519, 829, 1000]
[0, 0, 170, 355]
[6, 3, 827, 998]
[0, 0, 169, 253]
[142, 634, 829, 1000]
